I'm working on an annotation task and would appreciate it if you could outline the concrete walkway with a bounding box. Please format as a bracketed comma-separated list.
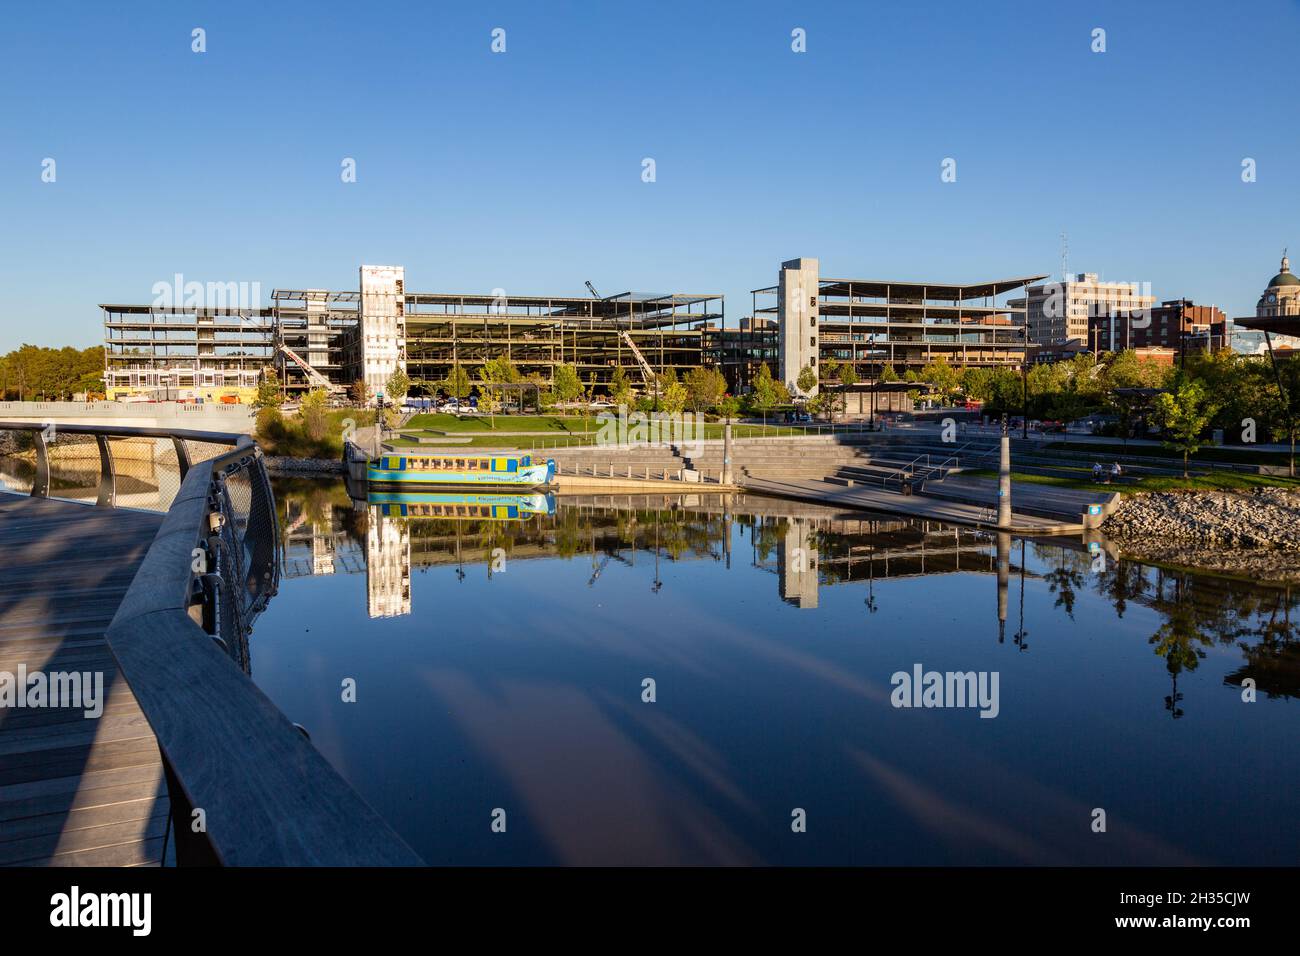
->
[739, 475, 1086, 533]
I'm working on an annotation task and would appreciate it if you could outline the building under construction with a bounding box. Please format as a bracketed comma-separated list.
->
[750, 257, 1047, 396]
[103, 265, 725, 402]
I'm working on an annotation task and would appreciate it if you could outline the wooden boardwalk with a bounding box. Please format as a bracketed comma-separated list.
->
[0, 493, 167, 866]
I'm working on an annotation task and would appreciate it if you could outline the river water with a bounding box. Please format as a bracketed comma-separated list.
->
[155, 476, 1300, 864]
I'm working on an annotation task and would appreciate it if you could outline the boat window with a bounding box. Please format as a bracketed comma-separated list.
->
[455, 459, 466, 469]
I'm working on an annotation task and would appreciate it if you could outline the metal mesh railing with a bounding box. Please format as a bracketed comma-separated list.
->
[0, 420, 280, 675]
[197, 446, 281, 675]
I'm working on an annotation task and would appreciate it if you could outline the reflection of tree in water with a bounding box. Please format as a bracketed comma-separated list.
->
[1038, 547, 1090, 619]
[749, 516, 786, 565]
[1226, 586, 1300, 700]
[1093, 557, 1149, 619]
[1148, 586, 1207, 719]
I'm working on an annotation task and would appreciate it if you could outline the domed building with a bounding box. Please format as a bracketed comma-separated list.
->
[1256, 251, 1300, 319]
[1235, 250, 1300, 353]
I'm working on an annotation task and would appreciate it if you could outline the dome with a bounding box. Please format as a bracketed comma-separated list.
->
[1268, 251, 1299, 287]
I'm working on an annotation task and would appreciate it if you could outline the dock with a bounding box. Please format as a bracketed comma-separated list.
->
[0, 494, 167, 866]
[738, 474, 1104, 534]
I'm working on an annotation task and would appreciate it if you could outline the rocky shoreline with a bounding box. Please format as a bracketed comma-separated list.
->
[263, 456, 345, 476]
[1102, 488, 1300, 582]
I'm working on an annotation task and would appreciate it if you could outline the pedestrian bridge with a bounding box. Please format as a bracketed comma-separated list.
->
[0, 421, 419, 866]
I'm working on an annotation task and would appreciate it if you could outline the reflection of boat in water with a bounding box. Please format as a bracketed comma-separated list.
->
[368, 452, 555, 488]
[369, 490, 556, 521]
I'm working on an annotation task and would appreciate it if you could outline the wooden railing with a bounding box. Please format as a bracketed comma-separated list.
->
[105, 435, 421, 865]
[0, 420, 421, 865]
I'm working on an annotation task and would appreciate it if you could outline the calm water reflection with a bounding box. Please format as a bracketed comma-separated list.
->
[251, 477, 1300, 865]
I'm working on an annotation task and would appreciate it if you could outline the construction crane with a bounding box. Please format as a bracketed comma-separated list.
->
[585, 281, 657, 387]
[275, 342, 344, 394]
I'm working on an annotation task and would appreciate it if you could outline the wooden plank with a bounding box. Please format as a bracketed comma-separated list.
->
[2, 815, 168, 866]
[0, 494, 164, 867]
[0, 714, 155, 754]
[25, 836, 164, 868]
[0, 779, 166, 824]
[1, 797, 167, 842]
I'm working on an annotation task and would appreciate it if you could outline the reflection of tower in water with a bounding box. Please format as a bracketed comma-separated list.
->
[366, 509, 412, 618]
[779, 517, 819, 609]
[997, 532, 1009, 642]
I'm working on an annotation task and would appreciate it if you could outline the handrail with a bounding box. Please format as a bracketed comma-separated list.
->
[0, 420, 246, 502]
[102, 436, 420, 865]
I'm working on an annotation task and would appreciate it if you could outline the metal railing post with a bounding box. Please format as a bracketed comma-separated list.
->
[173, 437, 192, 479]
[95, 434, 116, 507]
[31, 427, 50, 498]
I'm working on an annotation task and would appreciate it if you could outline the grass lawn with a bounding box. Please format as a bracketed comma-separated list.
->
[964, 468, 1300, 495]
[387, 434, 599, 449]
[395, 416, 811, 446]
[404, 414, 588, 433]
[1045, 440, 1295, 468]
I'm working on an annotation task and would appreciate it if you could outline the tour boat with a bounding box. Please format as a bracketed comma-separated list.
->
[367, 451, 555, 488]
[368, 490, 556, 521]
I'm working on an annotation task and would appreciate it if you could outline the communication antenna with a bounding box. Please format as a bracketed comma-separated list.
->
[1060, 231, 1069, 280]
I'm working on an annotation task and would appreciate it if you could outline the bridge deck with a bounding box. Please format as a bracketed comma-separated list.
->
[0, 493, 167, 866]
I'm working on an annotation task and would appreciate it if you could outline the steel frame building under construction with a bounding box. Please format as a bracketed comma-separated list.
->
[751, 257, 1047, 395]
[103, 266, 725, 402]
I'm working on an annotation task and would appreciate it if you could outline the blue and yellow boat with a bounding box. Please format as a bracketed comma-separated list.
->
[368, 491, 555, 521]
[367, 451, 555, 488]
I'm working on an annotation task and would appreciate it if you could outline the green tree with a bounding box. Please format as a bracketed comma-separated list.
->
[919, 357, 961, 405]
[1153, 377, 1220, 479]
[300, 388, 330, 441]
[685, 366, 727, 414]
[551, 362, 582, 407]
[1102, 350, 1164, 444]
[477, 357, 518, 425]
[610, 365, 634, 410]
[444, 363, 472, 402]
[254, 368, 283, 409]
[796, 364, 818, 397]
[661, 380, 688, 416]
[751, 363, 779, 425]
[1265, 355, 1300, 477]
[878, 363, 900, 383]
[385, 368, 410, 404]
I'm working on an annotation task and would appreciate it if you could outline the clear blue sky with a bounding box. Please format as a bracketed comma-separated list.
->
[0, 0, 1295, 351]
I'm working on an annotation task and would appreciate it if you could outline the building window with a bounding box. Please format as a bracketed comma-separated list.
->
[810, 336, 816, 348]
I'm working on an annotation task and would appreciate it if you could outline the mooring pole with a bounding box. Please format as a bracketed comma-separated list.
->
[721, 419, 734, 486]
[998, 413, 1012, 528]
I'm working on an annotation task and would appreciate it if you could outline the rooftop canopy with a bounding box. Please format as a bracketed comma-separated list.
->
[753, 275, 1049, 299]
[1234, 314, 1300, 336]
